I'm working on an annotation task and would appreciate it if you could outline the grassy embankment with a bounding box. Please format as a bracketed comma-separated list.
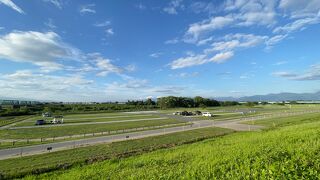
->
[25, 112, 320, 179]
[0, 127, 233, 179]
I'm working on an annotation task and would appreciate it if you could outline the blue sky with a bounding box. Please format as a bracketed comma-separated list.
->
[0, 0, 320, 102]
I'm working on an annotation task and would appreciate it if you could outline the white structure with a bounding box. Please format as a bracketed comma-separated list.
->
[202, 112, 213, 117]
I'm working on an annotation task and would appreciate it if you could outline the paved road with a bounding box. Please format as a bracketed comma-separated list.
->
[9, 117, 169, 130]
[0, 110, 319, 160]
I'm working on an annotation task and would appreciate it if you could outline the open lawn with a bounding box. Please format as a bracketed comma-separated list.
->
[0, 127, 233, 179]
[242, 112, 320, 128]
[0, 118, 185, 139]
[28, 118, 320, 179]
[14, 115, 160, 127]
[0, 116, 32, 127]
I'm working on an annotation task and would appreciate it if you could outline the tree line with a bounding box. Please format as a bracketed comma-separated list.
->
[0, 96, 242, 117]
[156, 96, 239, 109]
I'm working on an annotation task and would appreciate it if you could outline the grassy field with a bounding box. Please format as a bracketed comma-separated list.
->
[0, 118, 184, 139]
[0, 116, 32, 127]
[14, 115, 160, 127]
[26, 118, 320, 179]
[242, 112, 320, 128]
[0, 127, 234, 179]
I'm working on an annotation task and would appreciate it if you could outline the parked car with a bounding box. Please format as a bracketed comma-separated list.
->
[194, 110, 202, 115]
[35, 119, 46, 125]
[181, 111, 193, 116]
[172, 111, 182, 115]
[202, 112, 213, 117]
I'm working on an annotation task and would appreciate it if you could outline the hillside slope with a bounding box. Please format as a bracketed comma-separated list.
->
[31, 121, 320, 179]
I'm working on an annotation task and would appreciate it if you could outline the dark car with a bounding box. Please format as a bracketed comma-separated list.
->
[194, 110, 202, 115]
[181, 111, 193, 116]
[35, 120, 46, 125]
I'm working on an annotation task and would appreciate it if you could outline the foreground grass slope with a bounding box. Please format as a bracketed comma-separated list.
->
[32, 120, 320, 179]
[0, 127, 233, 179]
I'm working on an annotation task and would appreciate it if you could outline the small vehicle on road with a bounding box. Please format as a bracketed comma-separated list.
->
[35, 119, 46, 125]
[202, 112, 213, 117]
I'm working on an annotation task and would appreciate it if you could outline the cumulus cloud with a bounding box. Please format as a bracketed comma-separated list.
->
[0, 0, 24, 14]
[89, 54, 123, 76]
[0, 70, 99, 101]
[0, 31, 81, 72]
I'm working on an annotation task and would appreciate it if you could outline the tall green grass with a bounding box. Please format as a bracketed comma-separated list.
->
[0, 127, 233, 179]
[30, 120, 320, 179]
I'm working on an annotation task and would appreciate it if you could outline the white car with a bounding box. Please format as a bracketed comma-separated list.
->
[202, 112, 213, 117]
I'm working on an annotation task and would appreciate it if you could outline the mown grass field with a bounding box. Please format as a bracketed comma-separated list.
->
[242, 112, 320, 128]
[24, 113, 320, 179]
[14, 114, 159, 127]
[0, 127, 234, 179]
[0, 116, 32, 127]
[0, 118, 184, 139]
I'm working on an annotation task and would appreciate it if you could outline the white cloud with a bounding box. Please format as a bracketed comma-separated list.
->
[0, 0, 24, 14]
[225, 0, 277, 27]
[189, 1, 216, 14]
[169, 51, 233, 69]
[150, 52, 162, 58]
[43, 0, 62, 9]
[265, 34, 287, 47]
[0, 31, 81, 72]
[170, 72, 199, 78]
[184, 16, 234, 43]
[273, 61, 288, 66]
[80, 4, 96, 14]
[105, 28, 114, 36]
[279, 0, 320, 18]
[93, 56, 123, 76]
[163, 0, 184, 15]
[171, 33, 268, 69]
[125, 64, 136, 72]
[44, 18, 56, 29]
[165, 38, 179, 44]
[207, 33, 267, 53]
[94, 21, 111, 27]
[0, 70, 99, 101]
[273, 15, 320, 34]
[136, 3, 146, 10]
[273, 65, 320, 81]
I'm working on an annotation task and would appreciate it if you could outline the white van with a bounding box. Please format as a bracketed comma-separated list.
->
[202, 112, 212, 117]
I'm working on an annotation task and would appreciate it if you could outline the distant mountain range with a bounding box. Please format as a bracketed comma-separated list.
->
[216, 91, 320, 102]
